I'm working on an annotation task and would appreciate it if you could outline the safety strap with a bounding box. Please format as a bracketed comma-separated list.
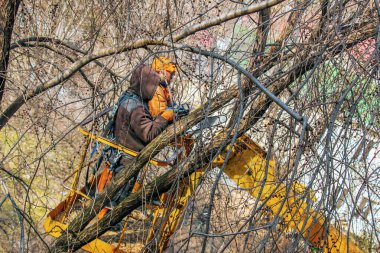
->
[79, 127, 169, 167]
[88, 91, 148, 173]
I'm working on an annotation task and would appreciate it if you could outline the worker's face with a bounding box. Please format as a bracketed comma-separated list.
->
[162, 70, 175, 84]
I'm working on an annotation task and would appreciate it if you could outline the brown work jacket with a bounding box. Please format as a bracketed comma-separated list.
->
[114, 65, 169, 153]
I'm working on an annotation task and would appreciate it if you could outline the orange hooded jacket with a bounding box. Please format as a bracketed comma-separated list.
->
[148, 84, 174, 121]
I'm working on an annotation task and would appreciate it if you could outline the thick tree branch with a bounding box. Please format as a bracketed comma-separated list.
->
[228, 6, 271, 128]
[10, 37, 122, 80]
[172, 0, 285, 42]
[51, 48, 315, 252]
[16, 43, 96, 90]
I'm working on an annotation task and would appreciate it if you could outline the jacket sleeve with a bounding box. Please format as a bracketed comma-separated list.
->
[130, 106, 169, 144]
[148, 85, 174, 121]
[148, 85, 168, 116]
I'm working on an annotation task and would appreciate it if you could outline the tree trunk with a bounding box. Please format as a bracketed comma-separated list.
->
[0, 0, 21, 106]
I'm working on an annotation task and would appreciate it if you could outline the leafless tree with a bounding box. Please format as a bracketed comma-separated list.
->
[0, 0, 379, 252]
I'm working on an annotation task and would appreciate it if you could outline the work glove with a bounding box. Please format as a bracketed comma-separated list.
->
[161, 109, 174, 122]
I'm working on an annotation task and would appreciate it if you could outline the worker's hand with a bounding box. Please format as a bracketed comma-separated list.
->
[161, 109, 174, 122]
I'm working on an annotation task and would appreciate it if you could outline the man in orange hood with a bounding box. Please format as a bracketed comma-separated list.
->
[97, 59, 189, 219]
[96, 64, 175, 219]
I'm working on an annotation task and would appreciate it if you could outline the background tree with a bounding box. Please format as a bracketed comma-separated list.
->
[0, 0, 21, 104]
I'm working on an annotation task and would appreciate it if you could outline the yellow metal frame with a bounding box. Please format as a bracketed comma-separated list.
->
[79, 127, 169, 167]
[147, 171, 203, 252]
[43, 190, 125, 253]
[218, 135, 363, 253]
[44, 127, 174, 252]
[147, 134, 364, 253]
[43, 134, 128, 252]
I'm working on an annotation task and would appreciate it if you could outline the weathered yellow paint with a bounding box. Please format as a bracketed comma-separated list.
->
[218, 135, 363, 253]
[43, 188, 127, 253]
[148, 170, 204, 252]
[43, 127, 168, 253]
[44, 213, 125, 253]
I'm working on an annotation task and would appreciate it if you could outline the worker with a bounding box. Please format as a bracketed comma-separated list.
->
[96, 58, 189, 219]
[96, 63, 173, 219]
[113, 63, 174, 154]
